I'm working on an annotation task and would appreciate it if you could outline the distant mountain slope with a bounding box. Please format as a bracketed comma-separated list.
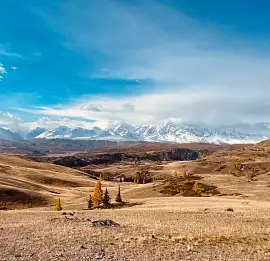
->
[32, 122, 268, 144]
[25, 127, 47, 139]
[0, 139, 129, 156]
[0, 121, 269, 144]
[0, 128, 22, 141]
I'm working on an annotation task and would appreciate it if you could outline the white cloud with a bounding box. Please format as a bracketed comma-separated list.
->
[21, 85, 270, 126]
[11, 66, 17, 71]
[34, 1, 270, 125]
[0, 111, 110, 132]
[0, 63, 6, 74]
[0, 111, 23, 124]
[0, 63, 7, 80]
[23, 116, 95, 130]
[0, 111, 24, 131]
[0, 45, 22, 58]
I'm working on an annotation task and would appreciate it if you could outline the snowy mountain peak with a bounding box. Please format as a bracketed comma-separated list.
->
[0, 119, 268, 144]
[25, 127, 47, 139]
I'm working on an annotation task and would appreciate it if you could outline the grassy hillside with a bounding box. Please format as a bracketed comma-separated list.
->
[0, 154, 96, 209]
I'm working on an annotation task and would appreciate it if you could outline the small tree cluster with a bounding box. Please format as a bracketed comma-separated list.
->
[90, 181, 123, 208]
[182, 168, 188, 178]
[134, 171, 152, 184]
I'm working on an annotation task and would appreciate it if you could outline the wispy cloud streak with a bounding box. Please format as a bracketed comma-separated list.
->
[32, 0, 270, 125]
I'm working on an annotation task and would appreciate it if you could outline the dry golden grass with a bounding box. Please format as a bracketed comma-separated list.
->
[1, 149, 270, 260]
[0, 154, 97, 209]
[0, 197, 269, 261]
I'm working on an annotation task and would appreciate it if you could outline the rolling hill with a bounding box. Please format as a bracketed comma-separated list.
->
[0, 154, 97, 209]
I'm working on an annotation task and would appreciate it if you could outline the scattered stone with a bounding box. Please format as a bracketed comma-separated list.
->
[80, 244, 87, 249]
[187, 245, 193, 252]
[88, 219, 120, 227]
[151, 234, 156, 239]
[95, 249, 105, 259]
[61, 212, 74, 216]
[225, 207, 234, 212]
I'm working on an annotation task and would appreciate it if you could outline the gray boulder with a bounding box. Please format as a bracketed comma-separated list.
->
[87, 219, 120, 227]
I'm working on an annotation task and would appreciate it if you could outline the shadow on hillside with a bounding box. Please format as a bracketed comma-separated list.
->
[0, 187, 49, 210]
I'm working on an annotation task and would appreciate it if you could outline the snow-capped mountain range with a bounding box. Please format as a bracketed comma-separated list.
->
[0, 117, 269, 144]
[0, 112, 269, 144]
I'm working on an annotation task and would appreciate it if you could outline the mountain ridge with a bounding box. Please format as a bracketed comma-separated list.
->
[0, 121, 268, 144]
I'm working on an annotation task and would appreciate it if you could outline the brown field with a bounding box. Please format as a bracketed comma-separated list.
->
[0, 197, 269, 261]
[0, 140, 270, 260]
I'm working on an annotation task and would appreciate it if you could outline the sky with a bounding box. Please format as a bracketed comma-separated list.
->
[1, 0, 270, 127]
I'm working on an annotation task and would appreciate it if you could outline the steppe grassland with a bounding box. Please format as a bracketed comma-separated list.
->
[0, 197, 269, 261]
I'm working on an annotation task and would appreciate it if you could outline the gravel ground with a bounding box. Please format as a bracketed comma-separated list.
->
[0, 197, 269, 261]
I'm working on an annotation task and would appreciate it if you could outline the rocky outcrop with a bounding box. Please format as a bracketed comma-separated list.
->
[88, 219, 120, 227]
[53, 156, 90, 167]
[51, 148, 210, 168]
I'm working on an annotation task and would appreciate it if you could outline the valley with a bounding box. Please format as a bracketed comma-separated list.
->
[2, 0, 270, 260]
[0, 139, 269, 260]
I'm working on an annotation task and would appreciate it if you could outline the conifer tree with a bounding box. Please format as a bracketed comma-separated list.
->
[192, 181, 199, 193]
[143, 177, 146, 184]
[54, 198, 62, 211]
[115, 186, 122, 203]
[182, 168, 188, 178]
[92, 181, 103, 207]
[102, 187, 111, 206]
[173, 170, 178, 178]
[87, 194, 93, 209]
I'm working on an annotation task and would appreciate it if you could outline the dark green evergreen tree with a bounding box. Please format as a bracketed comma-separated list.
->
[115, 186, 122, 203]
[102, 187, 111, 206]
[87, 194, 93, 209]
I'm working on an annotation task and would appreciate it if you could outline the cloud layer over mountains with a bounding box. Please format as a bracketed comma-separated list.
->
[32, 0, 270, 126]
[0, 111, 269, 144]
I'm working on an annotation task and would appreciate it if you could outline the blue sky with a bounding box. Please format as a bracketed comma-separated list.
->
[1, 0, 270, 126]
